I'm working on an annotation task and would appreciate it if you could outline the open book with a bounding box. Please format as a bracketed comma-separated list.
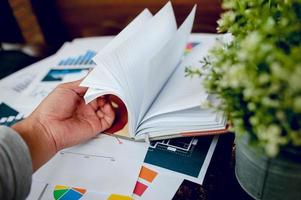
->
[81, 2, 228, 141]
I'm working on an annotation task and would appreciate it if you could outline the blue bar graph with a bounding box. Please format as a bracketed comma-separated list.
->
[58, 50, 96, 66]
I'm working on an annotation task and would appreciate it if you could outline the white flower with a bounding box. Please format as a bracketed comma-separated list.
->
[200, 99, 211, 108]
[263, 17, 276, 32]
[217, 11, 236, 32]
[248, 103, 256, 111]
[241, 32, 262, 52]
[258, 73, 270, 85]
[265, 141, 279, 157]
[249, 116, 258, 125]
[289, 65, 301, 92]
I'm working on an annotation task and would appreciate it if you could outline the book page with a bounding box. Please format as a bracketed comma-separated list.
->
[137, 5, 196, 124]
[137, 107, 226, 137]
[81, 7, 153, 91]
[86, 8, 153, 91]
[136, 35, 228, 138]
[142, 38, 218, 122]
[82, 66, 133, 138]
[106, 2, 177, 128]
[93, 9, 153, 59]
[81, 8, 154, 137]
[83, 2, 178, 137]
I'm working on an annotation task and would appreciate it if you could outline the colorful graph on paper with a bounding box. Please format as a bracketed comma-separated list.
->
[58, 50, 96, 66]
[107, 194, 133, 200]
[42, 68, 90, 82]
[184, 42, 200, 55]
[133, 166, 158, 197]
[0, 103, 23, 126]
[144, 137, 213, 177]
[53, 185, 86, 200]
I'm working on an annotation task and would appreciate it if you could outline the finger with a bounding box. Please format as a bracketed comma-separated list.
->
[59, 79, 83, 88]
[89, 99, 98, 111]
[102, 103, 115, 125]
[58, 79, 88, 96]
[101, 117, 111, 131]
[96, 110, 105, 118]
[97, 97, 106, 107]
[96, 109, 111, 130]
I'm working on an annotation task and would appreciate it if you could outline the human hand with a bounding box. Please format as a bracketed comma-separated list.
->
[13, 80, 115, 170]
[30, 79, 115, 150]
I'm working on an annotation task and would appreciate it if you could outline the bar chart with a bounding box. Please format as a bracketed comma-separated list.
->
[58, 50, 97, 66]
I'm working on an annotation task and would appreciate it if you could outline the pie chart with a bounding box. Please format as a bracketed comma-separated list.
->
[184, 42, 200, 55]
[53, 185, 86, 200]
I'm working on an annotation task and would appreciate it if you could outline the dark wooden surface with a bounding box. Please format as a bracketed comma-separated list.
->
[173, 133, 254, 200]
[54, 0, 222, 38]
[17, 0, 222, 51]
[6, 0, 222, 54]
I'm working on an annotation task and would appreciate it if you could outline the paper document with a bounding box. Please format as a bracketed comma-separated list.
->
[33, 134, 148, 196]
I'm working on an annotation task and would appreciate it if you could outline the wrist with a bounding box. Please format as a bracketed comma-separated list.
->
[12, 117, 57, 171]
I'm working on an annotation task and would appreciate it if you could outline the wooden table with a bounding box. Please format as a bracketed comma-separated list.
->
[173, 133, 253, 200]
[9, 0, 222, 50]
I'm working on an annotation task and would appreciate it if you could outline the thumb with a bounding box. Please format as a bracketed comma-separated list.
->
[58, 79, 88, 97]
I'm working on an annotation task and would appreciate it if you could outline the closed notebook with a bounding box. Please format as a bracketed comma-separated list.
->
[81, 2, 228, 141]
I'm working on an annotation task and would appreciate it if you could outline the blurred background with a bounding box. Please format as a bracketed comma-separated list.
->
[0, 0, 222, 78]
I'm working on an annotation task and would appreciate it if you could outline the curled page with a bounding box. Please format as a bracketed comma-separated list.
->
[138, 5, 197, 124]
[81, 2, 178, 138]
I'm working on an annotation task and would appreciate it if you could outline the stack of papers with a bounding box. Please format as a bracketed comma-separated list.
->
[0, 2, 231, 199]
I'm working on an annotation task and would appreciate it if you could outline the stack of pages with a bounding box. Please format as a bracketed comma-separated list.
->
[81, 2, 228, 141]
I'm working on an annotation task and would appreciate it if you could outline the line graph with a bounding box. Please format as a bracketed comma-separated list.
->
[60, 151, 115, 161]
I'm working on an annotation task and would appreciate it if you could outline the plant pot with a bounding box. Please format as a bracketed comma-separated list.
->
[235, 136, 301, 200]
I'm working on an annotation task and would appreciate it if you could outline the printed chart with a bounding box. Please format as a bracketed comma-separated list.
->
[144, 136, 213, 177]
[184, 42, 200, 55]
[0, 103, 23, 126]
[42, 68, 90, 82]
[59, 150, 115, 161]
[33, 134, 149, 196]
[133, 166, 158, 197]
[27, 181, 133, 200]
[53, 185, 86, 200]
[58, 50, 96, 66]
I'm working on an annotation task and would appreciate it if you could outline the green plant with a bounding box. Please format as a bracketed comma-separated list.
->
[187, 0, 301, 156]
